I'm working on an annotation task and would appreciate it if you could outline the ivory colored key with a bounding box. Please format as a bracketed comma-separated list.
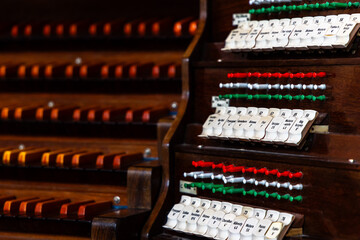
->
[274, 25, 295, 50]
[252, 115, 273, 141]
[51, 106, 78, 121]
[240, 217, 260, 239]
[3, 147, 36, 165]
[253, 26, 272, 51]
[232, 115, 251, 139]
[303, 110, 318, 121]
[333, 21, 358, 48]
[233, 25, 256, 51]
[242, 207, 254, 218]
[180, 195, 192, 205]
[267, 25, 284, 49]
[231, 204, 243, 216]
[254, 208, 267, 219]
[95, 152, 126, 169]
[242, 27, 262, 51]
[163, 203, 185, 229]
[286, 118, 310, 145]
[285, 24, 306, 50]
[112, 152, 143, 169]
[210, 107, 236, 137]
[19, 197, 54, 215]
[253, 218, 273, 240]
[243, 115, 262, 139]
[204, 210, 226, 238]
[102, 107, 129, 122]
[56, 150, 87, 167]
[299, 24, 318, 50]
[265, 222, 284, 240]
[142, 107, 169, 123]
[222, 28, 242, 51]
[72, 151, 103, 168]
[266, 210, 280, 221]
[41, 149, 73, 166]
[18, 148, 50, 166]
[220, 107, 246, 138]
[279, 212, 294, 226]
[78, 201, 112, 217]
[35, 199, 71, 215]
[174, 205, 194, 231]
[4, 197, 38, 214]
[60, 200, 95, 216]
[14, 106, 39, 120]
[291, 109, 304, 118]
[199, 107, 227, 137]
[228, 215, 247, 240]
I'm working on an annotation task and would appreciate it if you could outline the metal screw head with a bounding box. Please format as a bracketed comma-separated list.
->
[349, 159, 355, 163]
[113, 196, 121, 205]
[18, 144, 25, 150]
[197, 145, 203, 149]
[75, 57, 82, 65]
[171, 102, 178, 110]
[144, 148, 151, 157]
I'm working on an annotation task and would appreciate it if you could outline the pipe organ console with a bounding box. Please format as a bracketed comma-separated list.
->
[0, 0, 199, 239]
[142, 0, 360, 239]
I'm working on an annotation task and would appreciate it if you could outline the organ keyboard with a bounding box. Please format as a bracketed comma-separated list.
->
[143, 0, 360, 239]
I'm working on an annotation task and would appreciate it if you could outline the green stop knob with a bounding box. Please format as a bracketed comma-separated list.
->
[249, 9, 255, 13]
[283, 94, 293, 100]
[257, 191, 270, 198]
[317, 95, 326, 101]
[269, 192, 279, 198]
[277, 194, 291, 200]
[243, 189, 257, 196]
[293, 95, 305, 100]
[212, 186, 233, 193]
[202, 183, 221, 190]
[353, 2, 360, 7]
[225, 188, 245, 194]
[293, 195, 303, 202]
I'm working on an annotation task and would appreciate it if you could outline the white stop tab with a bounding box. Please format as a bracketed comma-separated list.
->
[221, 202, 233, 213]
[254, 208, 267, 219]
[220, 114, 239, 138]
[210, 200, 222, 211]
[241, 217, 260, 240]
[279, 212, 294, 226]
[163, 203, 184, 229]
[205, 211, 226, 238]
[308, 22, 330, 49]
[274, 117, 296, 143]
[285, 25, 306, 50]
[199, 107, 226, 137]
[185, 207, 204, 233]
[243, 115, 262, 139]
[216, 213, 237, 240]
[303, 110, 318, 121]
[274, 25, 295, 50]
[241, 207, 254, 218]
[252, 115, 273, 141]
[262, 116, 285, 142]
[265, 210, 280, 221]
[267, 25, 283, 49]
[253, 26, 272, 51]
[228, 215, 247, 240]
[195, 208, 215, 235]
[252, 218, 273, 240]
[333, 21, 358, 48]
[265, 222, 284, 240]
[222, 28, 241, 51]
[286, 117, 310, 145]
[180, 195, 192, 205]
[232, 204, 243, 216]
[242, 27, 262, 51]
[232, 115, 251, 139]
[174, 205, 194, 231]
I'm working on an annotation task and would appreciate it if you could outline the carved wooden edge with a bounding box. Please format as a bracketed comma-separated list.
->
[141, 0, 209, 238]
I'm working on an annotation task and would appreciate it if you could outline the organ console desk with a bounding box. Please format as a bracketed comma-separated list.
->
[142, 0, 360, 239]
[0, 0, 199, 239]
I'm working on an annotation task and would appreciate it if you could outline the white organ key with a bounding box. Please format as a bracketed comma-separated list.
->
[232, 115, 251, 139]
[232, 204, 243, 216]
[265, 222, 284, 240]
[265, 210, 280, 221]
[321, 15, 343, 49]
[247, 107, 259, 116]
[267, 25, 283, 49]
[274, 117, 296, 143]
[210, 201, 222, 211]
[262, 116, 285, 142]
[298, 23, 317, 50]
[199, 107, 226, 137]
[286, 24, 306, 50]
[286, 117, 310, 145]
[333, 21, 358, 48]
[200, 199, 211, 209]
[252, 115, 273, 141]
[218, 107, 238, 138]
[240, 217, 260, 240]
[242, 207, 254, 218]
[254, 26, 273, 51]
[313, 16, 325, 25]
[185, 207, 205, 233]
[291, 109, 304, 118]
[221, 202, 233, 214]
[243, 115, 262, 139]
[253, 218, 273, 240]
[180, 195, 192, 205]
[209, 107, 236, 137]
[234, 28, 254, 51]
[163, 203, 185, 229]
[274, 24, 294, 50]
[228, 215, 247, 240]
[174, 205, 194, 231]
[303, 110, 318, 121]
[196, 209, 216, 235]
[216, 213, 237, 240]
[279, 109, 292, 118]
[254, 208, 267, 219]
[269, 108, 280, 117]
[242, 27, 262, 51]
[222, 28, 241, 51]
[351, 14, 360, 23]
[308, 22, 330, 49]
[258, 108, 269, 116]
[278, 212, 294, 225]
[205, 210, 226, 238]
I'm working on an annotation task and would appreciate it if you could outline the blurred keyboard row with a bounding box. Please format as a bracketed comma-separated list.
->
[0, 146, 143, 169]
[7, 17, 198, 38]
[0, 105, 170, 123]
[0, 62, 181, 80]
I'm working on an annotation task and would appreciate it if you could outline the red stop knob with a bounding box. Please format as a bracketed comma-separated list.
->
[266, 169, 279, 175]
[212, 163, 224, 169]
[256, 168, 267, 174]
[226, 166, 245, 173]
[290, 172, 303, 178]
[277, 170, 291, 178]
